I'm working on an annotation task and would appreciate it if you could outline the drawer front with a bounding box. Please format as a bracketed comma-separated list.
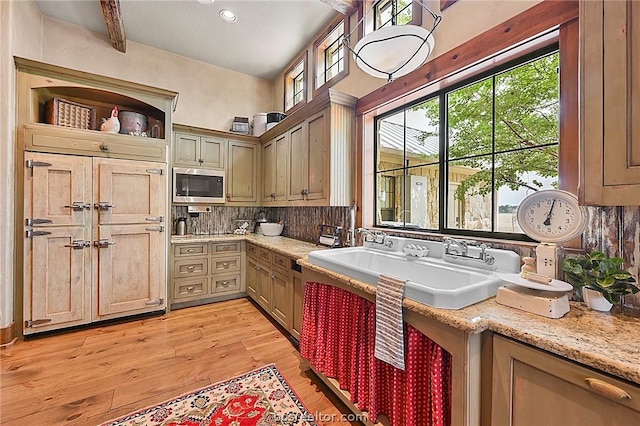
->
[173, 278, 208, 300]
[173, 243, 208, 257]
[272, 252, 290, 274]
[211, 255, 241, 273]
[211, 274, 242, 295]
[212, 242, 241, 254]
[27, 128, 166, 161]
[173, 258, 208, 279]
[258, 247, 272, 264]
[247, 243, 259, 259]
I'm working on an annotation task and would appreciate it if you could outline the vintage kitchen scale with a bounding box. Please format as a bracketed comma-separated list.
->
[496, 189, 588, 318]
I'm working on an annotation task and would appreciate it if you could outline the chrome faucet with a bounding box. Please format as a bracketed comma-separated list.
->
[358, 228, 393, 248]
[443, 237, 495, 265]
[443, 237, 468, 256]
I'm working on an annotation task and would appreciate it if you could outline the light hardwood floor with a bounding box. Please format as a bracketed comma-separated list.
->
[0, 299, 352, 425]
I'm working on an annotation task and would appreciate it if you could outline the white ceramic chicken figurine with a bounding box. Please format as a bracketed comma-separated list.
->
[100, 106, 120, 133]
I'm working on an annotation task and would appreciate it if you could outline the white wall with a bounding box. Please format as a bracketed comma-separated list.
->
[273, 0, 543, 110]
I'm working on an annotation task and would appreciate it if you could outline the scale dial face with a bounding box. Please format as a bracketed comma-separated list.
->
[516, 189, 587, 243]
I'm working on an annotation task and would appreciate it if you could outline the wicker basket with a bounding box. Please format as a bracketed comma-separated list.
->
[45, 97, 96, 130]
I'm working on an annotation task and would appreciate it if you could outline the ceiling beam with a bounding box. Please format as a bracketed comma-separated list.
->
[319, 0, 358, 16]
[100, 0, 126, 53]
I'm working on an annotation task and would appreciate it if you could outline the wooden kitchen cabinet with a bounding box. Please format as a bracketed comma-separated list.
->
[580, 0, 640, 205]
[170, 240, 245, 308]
[174, 132, 225, 169]
[22, 152, 167, 334]
[492, 335, 640, 425]
[246, 242, 296, 336]
[261, 132, 289, 204]
[260, 89, 356, 207]
[226, 139, 260, 205]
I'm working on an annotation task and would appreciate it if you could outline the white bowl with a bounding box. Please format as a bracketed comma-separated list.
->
[260, 223, 284, 236]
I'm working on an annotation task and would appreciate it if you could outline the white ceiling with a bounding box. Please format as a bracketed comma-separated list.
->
[33, 0, 339, 80]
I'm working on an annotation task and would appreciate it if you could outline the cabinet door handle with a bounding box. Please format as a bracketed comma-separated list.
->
[585, 378, 631, 400]
[186, 248, 196, 252]
[222, 262, 230, 268]
[270, 274, 275, 280]
[186, 286, 195, 292]
[99, 144, 109, 152]
[220, 245, 230, 250]
[218, 281, 230, 287]
[186, 266, 196, 271]
[95, 202, 116, 210]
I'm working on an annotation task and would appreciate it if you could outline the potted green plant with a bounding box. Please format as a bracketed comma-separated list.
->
[561, 251, 639, 311]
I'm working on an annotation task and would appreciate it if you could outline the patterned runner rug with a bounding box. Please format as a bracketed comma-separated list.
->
[100, 364, 317, 426]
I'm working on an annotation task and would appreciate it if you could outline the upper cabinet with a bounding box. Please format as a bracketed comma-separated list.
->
[174, 132, 226, 169]
[259, 89, 357, 207]
[227, 139, 260, 205]
[580, 0, 640, 205]
[16, 58, 177, 163]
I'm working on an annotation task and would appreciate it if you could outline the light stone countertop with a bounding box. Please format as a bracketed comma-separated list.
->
[171, 234, 640, 385]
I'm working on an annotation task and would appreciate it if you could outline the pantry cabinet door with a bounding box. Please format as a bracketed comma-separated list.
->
[23, 226, 91, 334]
[94, 224, 165, 319]
[95, 158, 165, 225]
[24, 152, 92, 227]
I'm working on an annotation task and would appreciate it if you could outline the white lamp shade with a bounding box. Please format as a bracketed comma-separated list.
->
[353, 25, 435, 80]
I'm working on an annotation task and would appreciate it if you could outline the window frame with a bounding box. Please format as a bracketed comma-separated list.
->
[363, 0, 422, 35]
[313, 15, 349, 97]
[373, 44, 561, 242]
[283, 51, 308, 115]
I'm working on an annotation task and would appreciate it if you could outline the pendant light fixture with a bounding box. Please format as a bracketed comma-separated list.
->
[344, 0, 442, 82]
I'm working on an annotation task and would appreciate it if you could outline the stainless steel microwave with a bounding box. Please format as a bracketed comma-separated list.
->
[173, 167, 225, 204]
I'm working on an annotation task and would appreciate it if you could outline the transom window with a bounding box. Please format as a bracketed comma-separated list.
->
[374, 46, 560, 240]
[284, 52, 307, 113]
[374, 0, 413, 29]
[314, 18, 347, 91]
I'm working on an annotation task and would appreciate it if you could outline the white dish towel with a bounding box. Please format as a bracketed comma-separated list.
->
[374, 274, 407, 371]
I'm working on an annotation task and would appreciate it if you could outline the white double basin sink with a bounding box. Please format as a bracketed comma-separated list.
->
[307, 236, 521, 309]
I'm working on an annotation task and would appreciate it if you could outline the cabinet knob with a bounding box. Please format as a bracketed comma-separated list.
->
[99, 144, 109, 152]
[186, 266, 196, 271]
[186, 286, 195, 292]
[585, 378, 631, 401]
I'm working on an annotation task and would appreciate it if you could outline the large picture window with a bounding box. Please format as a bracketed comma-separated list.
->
[374, 46, 560, 240]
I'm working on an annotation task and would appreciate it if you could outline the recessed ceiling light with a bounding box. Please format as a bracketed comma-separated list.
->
[196, 0, 215, 4]
[219, 9, 237, 23]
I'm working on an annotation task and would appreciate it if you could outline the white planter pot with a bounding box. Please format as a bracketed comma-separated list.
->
[582, 288, 613, 311]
